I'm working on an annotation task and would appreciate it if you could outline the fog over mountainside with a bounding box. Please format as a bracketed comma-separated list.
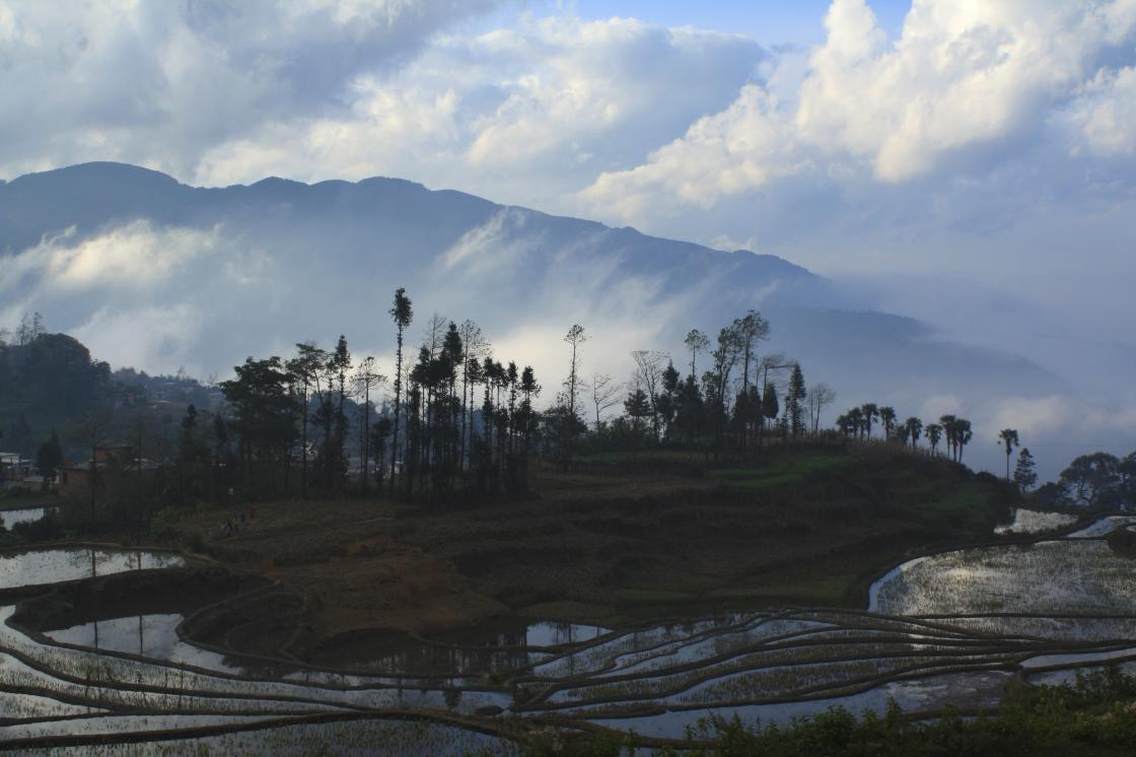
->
[0, 162, 1105, 476]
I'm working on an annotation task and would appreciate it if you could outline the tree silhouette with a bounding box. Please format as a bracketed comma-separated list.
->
[786, 364, 807, 437]
[1014, 447, 1037, 492]
[35, 430, 63, 486]
[903, 417, 922, 450]
[1060, 452, 1120, 507]
[287, 343, 326, 498]
[631, 350, 666, 441]
[939, 415, 958, 459]
[955, 418, 973, 463]
[998, 428, 1020, 481]
[590, 373, 622, 431]
[683, 329, 710, 377]
[879, 407, 896, 440]
[563, 325, 587, 423]
[860, 404, 879, 439]
[388, 288, 413, 493]
[806, 383, 836, 434]
[925, 423, 943, 455]
[353, 356, 385, 491]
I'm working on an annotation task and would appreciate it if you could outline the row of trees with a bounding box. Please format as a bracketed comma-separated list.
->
[202, 288, 548, 501]
[564, 313, 836, 457]
[833, 404, 977, 463]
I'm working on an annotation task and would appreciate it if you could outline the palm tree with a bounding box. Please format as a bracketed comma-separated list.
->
[925, 423, 943, 455]
[955, 418, 973, 463]
[904, 417, 923, 450]
[860, 403, 879, 439]
[389, 288, 413, 493]
[879, 406, 896, 440]
[998, 428, 1020, 480]
[939, 415, 958, 459]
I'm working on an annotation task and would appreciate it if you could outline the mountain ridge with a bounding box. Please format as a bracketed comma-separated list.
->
[1, 161, 813, 279]
[0, 162, 1064, 424]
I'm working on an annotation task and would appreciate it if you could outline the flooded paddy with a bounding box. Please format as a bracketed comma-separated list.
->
[0, 548, 183, 591]
[0, 507, 56, 531]
[993, 508, 1078, 534]
[2, 517, 1135, 752]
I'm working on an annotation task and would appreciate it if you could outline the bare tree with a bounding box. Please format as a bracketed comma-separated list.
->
[458, 320, 489, 470]
[806, 383, 836, 434]
[631, 350, 667, 440]
[590, 373, 623, 430]
[353, 356, 386, 492]
[563, 324, 587, 420]
[734, 310, 770, 397]
[683, 329, 710, 377]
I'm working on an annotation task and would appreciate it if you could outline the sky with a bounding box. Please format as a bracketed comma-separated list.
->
[1, 0, 1135, 471]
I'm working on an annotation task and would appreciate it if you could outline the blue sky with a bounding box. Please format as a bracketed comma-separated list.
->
[536, 0, 912, 45]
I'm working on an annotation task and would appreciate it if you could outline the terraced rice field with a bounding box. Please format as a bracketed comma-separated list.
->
[2, 518, 1135, 752]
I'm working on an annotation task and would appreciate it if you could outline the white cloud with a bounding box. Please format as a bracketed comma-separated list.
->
[190, 13, 764, 210]
[0, 0, 499, 179]
[71, 305, 207, 377]
[1066, 66, 1136, 156]
[581, 0, 1136, 215]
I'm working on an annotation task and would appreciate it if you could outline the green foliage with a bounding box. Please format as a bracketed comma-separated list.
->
[0, 331, 113, 454]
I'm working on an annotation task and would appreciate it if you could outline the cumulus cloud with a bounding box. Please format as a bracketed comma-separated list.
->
[190, 13, 765, 212]
[581, 0, 1136, 215]
[0, 0, 498, 178]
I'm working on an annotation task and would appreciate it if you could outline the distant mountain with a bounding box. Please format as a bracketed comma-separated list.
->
[0, 162, 1064, 418]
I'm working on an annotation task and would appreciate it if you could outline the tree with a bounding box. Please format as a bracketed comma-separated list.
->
[955, 418, 973, 463]
[370, 417, 393, 486]
[806, 383, 836, 434]
[1060, 452, 1120, 507]
[563, 324, 587, 422]
[329, 335, 352, 489]
[879, 407, 896, 440]
[388, 288, 413, 493]
[35, 431, 63, 485]
[219, 357, 295, 497]
[925, 423, 943, 455]
[998, 428, 1020, 481]
[683, 329, 709, 377]
[860, 404, 879, 439]
[939, 415, 958, 459]
[903, 417, 923, 450]
[708, 325, 743, 448]
[1014, 448, 1038, 492]
[514, 366, 540, 490]
[457, 319, 488, 471]
[734, 310, 770, 398]
[353, 356, 385, 493]
[895, 424, 910, 445]
[623, 388, 652, 436]
[786, 364, 807, 437]
[590, 373, 622, 430]
[631, 350, 666, 440]
[287, 343, 327, 498]
[761, 382, 779, 432]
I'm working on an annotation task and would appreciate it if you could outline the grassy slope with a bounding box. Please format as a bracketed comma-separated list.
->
[152, 442, 1012, 657]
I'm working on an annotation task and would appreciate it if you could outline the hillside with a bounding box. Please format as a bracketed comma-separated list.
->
[151, 443, 1016, 663]
[0, 163, 1063, 416]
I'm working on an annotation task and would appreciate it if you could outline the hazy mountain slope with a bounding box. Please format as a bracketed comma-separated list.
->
[0, 162, 1063, 414]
